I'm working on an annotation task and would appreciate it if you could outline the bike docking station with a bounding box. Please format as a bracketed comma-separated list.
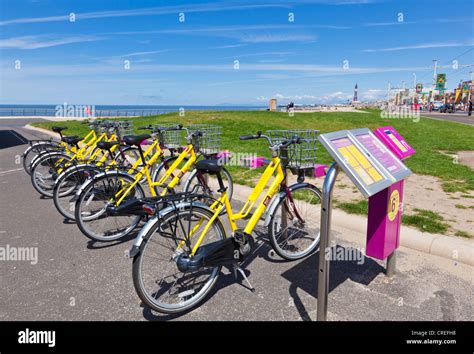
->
[316, 126, 416, 321]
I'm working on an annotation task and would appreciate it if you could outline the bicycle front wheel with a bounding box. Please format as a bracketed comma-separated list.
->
[152, 155, 190, 195]
[53, 164, 101, 220]
[75, 172, 145, 242]
[268, 183, 322, 260]
[132, 205, 225, 314]
[183, 167, 233, 201]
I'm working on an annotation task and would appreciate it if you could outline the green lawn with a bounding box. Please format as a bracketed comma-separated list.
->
[32, 109, 474, 191]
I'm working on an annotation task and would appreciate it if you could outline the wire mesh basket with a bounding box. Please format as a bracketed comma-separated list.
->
[116, 120, 134, 137]
[153, 123, 184, 150]
[266, 129, 319, 170]
[187, 124, 222, 155]
[91, 121, 108, 135]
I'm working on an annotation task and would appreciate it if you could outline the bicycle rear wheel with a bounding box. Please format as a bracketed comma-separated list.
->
[132, 205, 225, 314]
[268, 183, 322, 260]
[30, 152, 72, 197]
[23, 141, 60, 175]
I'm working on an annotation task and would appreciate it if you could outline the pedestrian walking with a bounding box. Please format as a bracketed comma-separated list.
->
[468, 100, 472, 116]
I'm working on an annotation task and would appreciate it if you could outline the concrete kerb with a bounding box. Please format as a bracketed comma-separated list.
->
[231, 182, 474, 266]
[24, 124, 60, 138]
[21, 123, 474, 266]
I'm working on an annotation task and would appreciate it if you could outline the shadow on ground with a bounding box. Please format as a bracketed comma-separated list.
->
[281, 245, 385, 320]
[0, 130, 28, 149]
[140, 226, 385, 321]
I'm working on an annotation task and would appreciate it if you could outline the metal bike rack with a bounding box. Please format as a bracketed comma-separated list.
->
[317, 162, 339, 321]
[316, 162, 397, 321]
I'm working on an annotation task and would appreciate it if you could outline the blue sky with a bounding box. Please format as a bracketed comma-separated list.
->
[0, 0, 472, 105]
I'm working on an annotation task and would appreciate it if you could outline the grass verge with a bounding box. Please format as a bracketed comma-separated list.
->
[32, 109, 474, 192]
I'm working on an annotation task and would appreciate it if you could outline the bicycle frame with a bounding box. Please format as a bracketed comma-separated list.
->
[179, 154, 285, 256]
[114, 143, 197, 205]
[52, 131, 116, 173]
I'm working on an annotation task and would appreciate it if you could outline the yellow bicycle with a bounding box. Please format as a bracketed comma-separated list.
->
[29, 121, 119, 197]
[23, 122, 100, 175]
[74, 125, 233, 242]
[131, 130, 322, 314]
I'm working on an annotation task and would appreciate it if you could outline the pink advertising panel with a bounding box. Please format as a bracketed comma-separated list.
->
[373, 126, 416, 160]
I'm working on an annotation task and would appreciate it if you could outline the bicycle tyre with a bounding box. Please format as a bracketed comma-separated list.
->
[268, 183, 322, 260]
[132, 204, 225, 314]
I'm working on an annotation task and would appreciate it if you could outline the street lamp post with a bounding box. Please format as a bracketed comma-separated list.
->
[413, 73, 417, 106]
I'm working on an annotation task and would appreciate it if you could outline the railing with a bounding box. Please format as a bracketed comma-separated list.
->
[0, 108, 180, 117]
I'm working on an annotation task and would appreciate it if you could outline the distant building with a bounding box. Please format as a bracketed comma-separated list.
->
[353, 84, 358, 103]
[269, 98, 277, 111]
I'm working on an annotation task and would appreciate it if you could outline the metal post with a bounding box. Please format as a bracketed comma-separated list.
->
[386, 250, 396, 277]
[281, 172, 288, 240]
[317, 162, 340, 321]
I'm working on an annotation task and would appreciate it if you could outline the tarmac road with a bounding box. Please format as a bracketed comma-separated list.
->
[421, 111, 474, 126]
[0, 119, 472, 321]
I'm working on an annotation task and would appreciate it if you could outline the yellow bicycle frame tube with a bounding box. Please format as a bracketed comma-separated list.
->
[186, 155, 285, 256]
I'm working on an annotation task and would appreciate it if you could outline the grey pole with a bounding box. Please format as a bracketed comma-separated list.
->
[386, 250, 397, 277]
[317, 162, 340, 321]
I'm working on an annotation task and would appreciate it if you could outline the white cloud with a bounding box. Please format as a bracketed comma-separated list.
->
[209, 44, 248, 49]
[224, 51, 295, 59]
[363, 42, 474, 52]
[0, 1, 373, 27]
[239, 34, 317, 43]
[360, 89, 384, 100]
[364, 17, 472, 27]
[259, 91, 352, 103]
[0, 3, 291, 26]
[120, 50, 169, 58]
[0, 35, 104, 49]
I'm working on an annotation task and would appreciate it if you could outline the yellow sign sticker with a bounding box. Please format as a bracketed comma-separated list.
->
[337, 143, 384, 186]
[388, 134, 407, 153]
[387, 189, 400, 221]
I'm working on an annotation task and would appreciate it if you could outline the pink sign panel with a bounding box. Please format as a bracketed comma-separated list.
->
[354, 133, 405, 175]
[373, 126, 416, 160]
[366, 180, 404, 260]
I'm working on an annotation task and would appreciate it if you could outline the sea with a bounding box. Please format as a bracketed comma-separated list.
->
[0, 104, 265, 117]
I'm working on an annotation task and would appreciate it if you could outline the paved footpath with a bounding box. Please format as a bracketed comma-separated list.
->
[0, 119, 472, 321]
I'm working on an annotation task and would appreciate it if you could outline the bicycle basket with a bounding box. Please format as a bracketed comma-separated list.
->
[266, 129, 319, 170]
[187, 124, 222, 155]
[116, 120, 134, 138]
[153, 123, 184, 150]
[92, 121, 108, 135]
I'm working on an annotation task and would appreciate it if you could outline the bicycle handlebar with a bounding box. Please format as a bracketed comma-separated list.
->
[239, 131, 262, 140]
[140, 124, 183, 133]
[240, 131, 301, 149]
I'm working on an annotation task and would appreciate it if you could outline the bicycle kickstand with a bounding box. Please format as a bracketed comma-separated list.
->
[233, 265, 255, 292]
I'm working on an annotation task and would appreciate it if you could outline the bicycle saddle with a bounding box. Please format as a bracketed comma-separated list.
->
[52, 126, 67, 133]
[62, 136, 82, 145]
[195, 159, 223, 173]
[123, 134, 151, 146]
[97, 141, 119, 150]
